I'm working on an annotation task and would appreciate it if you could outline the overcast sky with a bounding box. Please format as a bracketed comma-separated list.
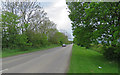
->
[40, 0, 73, 41]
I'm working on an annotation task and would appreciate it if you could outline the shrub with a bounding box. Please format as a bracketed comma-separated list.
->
[103, 47, 120, 61]
[90, 44, 103, 53]
[81, 45, 84, 47]
[16, 34, 32, 51]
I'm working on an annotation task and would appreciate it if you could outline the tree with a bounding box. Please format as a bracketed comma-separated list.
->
[2, 11, 20, 48]
[67, 2, 120, 47]
[2, 11, 32, 50]
[67, 2, 93, 48]
[26, 30, 48, 47]
[84, 2, 120, 47]
[67, 2, 120, 60]
[49, 31, 68, 44]
[2, 1, 43, 33]
[2, 1, 69, 51]
[2, 1, 59, 48]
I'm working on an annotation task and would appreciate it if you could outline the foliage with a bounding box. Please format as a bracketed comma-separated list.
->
[48, 32, 69, 45]
[2, 11, 30, 50]
[90, 44, 103, 53]
[2, 11, 20, 48]
[67, 2, 93, 48]
[2, 1, 69, 52]
[66, 2, 120, 60]
[26, 30, 48, 47]
[16, 34, 32, 50]
[103, 46, 120, 61]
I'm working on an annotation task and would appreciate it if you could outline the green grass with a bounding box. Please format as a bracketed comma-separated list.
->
[68, 44, 118, 73]
[1, 44, 60, 58]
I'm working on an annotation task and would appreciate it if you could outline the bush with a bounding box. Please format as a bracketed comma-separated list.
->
[77, 44, 80, 46]
[16, 34, 32, 51]
[81, 45, 84, 47]
[90, 44, 103, 53]
[103, 47, 120, 61]
[26, 31, 48, 48]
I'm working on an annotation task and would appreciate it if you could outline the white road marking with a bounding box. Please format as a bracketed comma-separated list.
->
[0, 69, 8, 73]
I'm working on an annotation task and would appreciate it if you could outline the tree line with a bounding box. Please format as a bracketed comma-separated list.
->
[1, 1, 69, 50]
[66, 2, 120, 61]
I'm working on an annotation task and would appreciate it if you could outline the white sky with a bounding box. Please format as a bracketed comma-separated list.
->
[40, 0, 73, 41]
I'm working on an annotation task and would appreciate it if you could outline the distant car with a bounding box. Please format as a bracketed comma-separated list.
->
[62, 44, 66, 47]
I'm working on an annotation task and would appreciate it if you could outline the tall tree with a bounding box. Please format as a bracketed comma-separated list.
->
[67, 2, 120, 47]
[67, 2, 120, 60]
[2, 11, 20, 48]
[2, 1, 43, 33]
[67, 2, 93, 48]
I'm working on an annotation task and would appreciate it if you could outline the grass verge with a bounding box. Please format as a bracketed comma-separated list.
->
[1, 44, 61, 58]
[68, 44, 118, 73]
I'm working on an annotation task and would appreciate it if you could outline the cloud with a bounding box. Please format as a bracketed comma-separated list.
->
[41, 0, 73, 41]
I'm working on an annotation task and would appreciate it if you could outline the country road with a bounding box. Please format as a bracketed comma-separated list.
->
[2, 44, 73, 73]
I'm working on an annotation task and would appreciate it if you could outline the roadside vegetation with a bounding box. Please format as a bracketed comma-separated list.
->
[66, 2, 120, 62]
[2, 44, 60, 58]
[66, 2, 120, 74]
[68, 45, 118, 73]
[1, 1, 71, 57]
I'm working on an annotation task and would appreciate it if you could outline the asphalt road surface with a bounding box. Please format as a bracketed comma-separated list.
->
[2, 44, 73, 73]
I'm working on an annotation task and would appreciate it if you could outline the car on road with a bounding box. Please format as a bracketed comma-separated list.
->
[62, 44, 66, 47]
